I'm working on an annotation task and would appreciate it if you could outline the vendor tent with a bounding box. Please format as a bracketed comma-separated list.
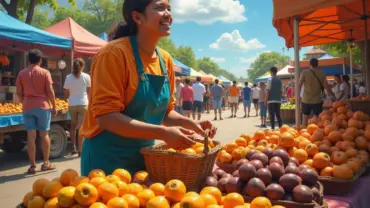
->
[0, 11, 71, 50]
[277, 65, 294, 78]
[218, 75, 232, 85]
[255, 72, 271, 82]
[45, 17, 107, 56]
[173, 59, 191, 76]
[187, 68, 213, 82]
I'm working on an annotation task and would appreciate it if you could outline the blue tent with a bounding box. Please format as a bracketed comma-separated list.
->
[0, 11, 71, 49]
[218, 75, 232, 85]
[173, 59, 190, 76]
[99, 32, 108, 41]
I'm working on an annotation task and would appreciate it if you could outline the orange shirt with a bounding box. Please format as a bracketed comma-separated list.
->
[80, 37, 175, 138]
[229, 86, 239, 97]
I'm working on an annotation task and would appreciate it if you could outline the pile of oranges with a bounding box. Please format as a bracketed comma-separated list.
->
[54, 99, 69, 111]
[167, 140, 216, 155]
[23, 168, 284, 208]
[217, 101, 370, 180]
[350, 94, 370, 101]
[0, 103, 22, 114]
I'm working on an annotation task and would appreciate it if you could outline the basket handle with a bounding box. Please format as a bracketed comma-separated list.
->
[202, 129, 210, 154]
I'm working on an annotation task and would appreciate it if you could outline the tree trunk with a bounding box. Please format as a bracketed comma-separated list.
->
[356, 40, 370, 93]
[25, 0, 37, 24]
[1, 0, 19, 18]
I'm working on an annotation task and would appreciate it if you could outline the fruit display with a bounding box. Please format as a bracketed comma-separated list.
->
[211, 148, 323, 206]
[0, 99, 68, 115]
[280, 103, 295, 110]
[54, 99, 69, 111]
[166, 140, 217, 155]
[20, 167, 287, 208]
[350, 95, 370, 101]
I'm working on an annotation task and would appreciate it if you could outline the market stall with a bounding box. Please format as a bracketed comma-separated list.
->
[218, 75, 232, 86]
[173, 59, 191, 76]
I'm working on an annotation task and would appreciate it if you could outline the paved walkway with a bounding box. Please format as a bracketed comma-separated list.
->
[0, 109, 264, 207]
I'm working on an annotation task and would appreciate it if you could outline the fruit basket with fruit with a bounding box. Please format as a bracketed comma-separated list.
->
[280, 103, 295, 123]
[140, 130, 221, 191]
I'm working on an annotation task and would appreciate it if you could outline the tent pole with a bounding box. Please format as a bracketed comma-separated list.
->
[71, 39, 74, 73]
[363, 0, 369, 95]
[342, 64, 345, 75]
[349, 42, 354, 98]
[294, 17, 301, 128]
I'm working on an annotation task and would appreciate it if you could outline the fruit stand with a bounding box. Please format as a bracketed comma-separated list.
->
[0, 99, 71, 159]
[280, 102, 295, 123]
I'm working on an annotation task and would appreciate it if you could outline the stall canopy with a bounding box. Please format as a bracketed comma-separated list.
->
[99, 32, 108, 41]
[173, 59, 191, 76]
[0, 11, 71, 50]
[255, 72, 271, 82]
[218, 75, 232, 85]
[45, 17, 107, 56]
[277, 65, 295, 78]
[187, 68, 213, 82]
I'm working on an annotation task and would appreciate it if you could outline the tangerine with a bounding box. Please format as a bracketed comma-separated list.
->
[112, 169, 132, 184]
[164, 179, 187, 203]
[75, 183, 99, 206]
[149, 183, 165, 196]
[57, 186, 76, 207]
[122, 194, 140, 208]
[88, 169, 106, 179]
[60, 169, 78, 186]
[147, 196, 170, 208]
[106, 197, 128, 208]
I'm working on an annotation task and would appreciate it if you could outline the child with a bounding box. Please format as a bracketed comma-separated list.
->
[259, 82, 267, 127]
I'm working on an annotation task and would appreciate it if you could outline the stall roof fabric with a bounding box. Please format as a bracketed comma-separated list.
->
[173, 59, 190, 76]
[0, 11, 71, 49]
[277, 65, 294, 77]
[45, 17, 107, 56]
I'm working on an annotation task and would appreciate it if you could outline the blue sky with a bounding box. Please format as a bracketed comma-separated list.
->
[56, 0, 311, 77]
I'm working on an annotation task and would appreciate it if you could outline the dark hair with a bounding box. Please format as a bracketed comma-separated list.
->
[360, 81, 365, 86]
[233, 80, 236, 84]
[73, 58, 85, 77]
[185, 78, 190, 84]
[310, 58, 319, 67]
[244, 81, 248, 86]
[334, 74, 341, 78]
[28, 49, 42, 64]
[270, 67, 278, 74]
[196, 76, 201, 82]
[342, 75, 349, 83]
[215, 79, 219, 84]
[253, 83, 257, 87]
[113, 0, 152, 39]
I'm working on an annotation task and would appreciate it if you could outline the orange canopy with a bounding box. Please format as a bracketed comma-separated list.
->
[273, 0, 370, 47]
[45, 17, 107, 56]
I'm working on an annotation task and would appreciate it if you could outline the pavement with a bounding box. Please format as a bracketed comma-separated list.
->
[0, 108, 264, 207]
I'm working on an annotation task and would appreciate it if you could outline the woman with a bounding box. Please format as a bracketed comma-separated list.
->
[338, 75, 350, 100]
[80, 0, 216, 176]
[359, 81, 366, 95]
[180, 78, 194, 118]
[64, 58, 90, 156]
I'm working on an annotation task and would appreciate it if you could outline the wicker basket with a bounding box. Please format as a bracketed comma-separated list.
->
[243, 182, 326, 208]
[347, 100, 370, 116]
[280, 109, 295, 123]
[215, 161, 236, 174]
[319, 165, 365, 196]
[140, 131, 221, 191]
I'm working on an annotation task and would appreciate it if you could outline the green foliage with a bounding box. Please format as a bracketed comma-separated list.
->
[247, 51, 290, 82]
[29, 8, 51, 29]
[175, 46, 197, 68]
[318, 41, 362, 66]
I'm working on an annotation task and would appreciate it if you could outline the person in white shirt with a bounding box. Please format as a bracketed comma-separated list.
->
[175, 77, 184, 115]
[359, 81, 366, 95]
[192, 76, 206, 120]
[64, 58, 91, 156]
[251, 84, 260, 116]
[338, 75, 350, 101]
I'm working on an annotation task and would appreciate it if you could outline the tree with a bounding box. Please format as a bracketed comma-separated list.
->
[318, 42, 362, 65]
[174, 46, 197, 68]
[30, 8, 51, 29]
[158, 38, 178, 57]
[196, 57, 220, 76]
[0, 0, 75, 23]
[247, 51, 290, 81]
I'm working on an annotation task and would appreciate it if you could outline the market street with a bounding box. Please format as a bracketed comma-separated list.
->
[0, 111, 263, 207]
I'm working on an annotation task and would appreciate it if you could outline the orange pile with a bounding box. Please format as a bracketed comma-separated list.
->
[0, 103, 22, 114]
[54, 99, 69, 111]
[350, 95, 370, 101]
[167, 140, 216, 155]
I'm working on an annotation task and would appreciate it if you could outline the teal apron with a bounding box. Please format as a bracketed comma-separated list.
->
[81, 36, 170, 176]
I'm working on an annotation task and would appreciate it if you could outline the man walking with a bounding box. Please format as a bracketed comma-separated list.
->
[16, 49, 57, 174]
[243, 81, 252, 117]
[175, 77, 184, 115]
[299, 58, 334, 125]
[192, 76, 206, 120]
[251, 83, 260, 116]
[265, 67, 283, 130]
[229, 81, 239, 117]
[211, 79, 223, 120]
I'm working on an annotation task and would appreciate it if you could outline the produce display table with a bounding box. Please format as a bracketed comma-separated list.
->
[0, 111, 70, 128]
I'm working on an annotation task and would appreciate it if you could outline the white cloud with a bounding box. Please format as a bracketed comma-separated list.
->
[210, 57, 226, 63]
[210, 30, 266, 51]
[198, 49, 203, 52]
[172, 0, 246, 24]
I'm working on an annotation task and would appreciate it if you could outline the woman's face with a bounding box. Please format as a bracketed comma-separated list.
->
[137, 0, 172, 38]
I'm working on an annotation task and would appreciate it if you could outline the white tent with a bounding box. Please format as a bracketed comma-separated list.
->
[277, 65, 294, 78]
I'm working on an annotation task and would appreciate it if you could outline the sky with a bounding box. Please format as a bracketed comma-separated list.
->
[55, 0, 311, 78]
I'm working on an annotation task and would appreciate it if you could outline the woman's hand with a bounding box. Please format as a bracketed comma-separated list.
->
[187, 120, 217, 138]
[161, 126, 196, 149]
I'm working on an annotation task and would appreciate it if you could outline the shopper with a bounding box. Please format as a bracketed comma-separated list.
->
[180, 78, 194, 118]
[265, 67, 283, 130]
[229, 81, 239, 117]
[242, 81, 252, 117]
[175, 77, 184, 115]
[79, 0, 216, 175]
[252, 83, 260, 116]
[334, 74, 342, 100]
[338, 75, 350, 100]
[192, 76, 206, 120]
[359, 81, 366, 95]
[211, 79, 223, 120]
[64, 58, 91, 156]
[16, 49, 56, 174]
[259, 82, 267, 127]
[298, 58, 334, 125]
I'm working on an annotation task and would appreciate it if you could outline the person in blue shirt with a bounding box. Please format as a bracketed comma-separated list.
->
[243, 81, 252, 117]
[211, 79, 224, 120]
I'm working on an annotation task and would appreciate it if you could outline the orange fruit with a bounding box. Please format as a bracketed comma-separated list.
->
[42, 181, 64, 199]
[75, 183, 99, 206]
[107, 197, 128, 208]
[168, 148, 176, 152]
[235, 137, 248, 147]
[293, 149, 309, 164]
[223, 193, 244, 208]
[180, 196, 205, 208]
[70, 176, 89, 187]
[149, 183, 165, 196]
[305, 144, 319, 157]
[57, 186, 76, 207]
[147, 196, 170, 208]
[182, 148, 197, 154]
[231, 148, 244, 160]
[137, 189, 156, 207]
[32, 178, 50, 196]
[106, 175, 121, 183]
[112, 169, 132, 184]
[28, 196, 46, 208]
[98, 182, 119, 203]
[90, 202, 107, 208]
[200, 187, 222, 204]
[23, 192, 34, 207]
[70, 204, 85, 208]
[195, 147, 204, 154]
[164, 179, 187, 203]
[184, 192, 200, 198]
[128, 183, 144, 195]
[89, 177, 108, 189]
[206, 205, 221, 208]
[250, 196, 272, 208]
[172, 202, 180, 208]
[89, 169, 106, 179]
[52, 177, 60, 182]
[44, 197, 60, 208]
[313, 152, 331, 170]
[200, 193, 217, 207]
[133, 171, 149, 183]
[112, 181, 129, 196]
[122, 194, 140, 208]
[219, 151, 233, 163]
[60, 169, 78, 186]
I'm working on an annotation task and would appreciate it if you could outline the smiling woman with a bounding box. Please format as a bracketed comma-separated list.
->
[79, 0, 217, 176]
